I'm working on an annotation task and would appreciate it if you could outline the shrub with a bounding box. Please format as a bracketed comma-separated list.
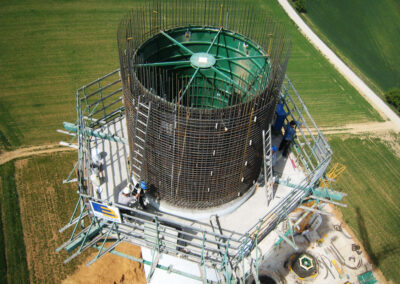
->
[293, 0, 307, 13]
[385, 88, 400, 111]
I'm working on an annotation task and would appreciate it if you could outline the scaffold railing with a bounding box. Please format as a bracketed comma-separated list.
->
[280, 75, 332, 179]
[58, 69, 339, 283]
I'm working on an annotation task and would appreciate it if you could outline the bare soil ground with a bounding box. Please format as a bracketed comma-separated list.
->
[62, 242, 146, 284]
[326, 204, 391, 284]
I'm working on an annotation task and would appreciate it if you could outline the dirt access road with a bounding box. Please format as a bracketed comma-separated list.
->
[0, 120, 396, 166]
[0, 144, 75, 165]
[278, 0, 400, 132]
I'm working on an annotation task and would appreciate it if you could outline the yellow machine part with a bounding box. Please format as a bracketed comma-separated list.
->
[332, 259, 343, 275]
[320, 163, 346, 188]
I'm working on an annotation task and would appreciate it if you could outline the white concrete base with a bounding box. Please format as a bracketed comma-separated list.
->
[147, 182, 257, 220]
[142, 247, 219, 283]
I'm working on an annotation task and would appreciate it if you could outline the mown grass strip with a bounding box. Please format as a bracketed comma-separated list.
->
[330, 136, 400, 282]
[0, 162, 29, 284]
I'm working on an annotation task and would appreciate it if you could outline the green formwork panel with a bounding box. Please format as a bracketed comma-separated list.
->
[136, 26, 270, 109]
[358, 271, 377, 284]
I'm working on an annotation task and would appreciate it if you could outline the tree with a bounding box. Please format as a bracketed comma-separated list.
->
[293, 0, 306, 13]
[385, 88, 400, 111]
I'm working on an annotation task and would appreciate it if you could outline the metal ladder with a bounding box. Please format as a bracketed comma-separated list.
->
[132, 97, 151, 181]
[262, 125, 274, 205]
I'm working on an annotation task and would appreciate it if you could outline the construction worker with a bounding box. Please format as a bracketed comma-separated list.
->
[279, 120, 297, 157]
[90, 151, 104, 186]
[118, 184, 136, 216]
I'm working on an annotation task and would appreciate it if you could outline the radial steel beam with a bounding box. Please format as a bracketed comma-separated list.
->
[160, 30, 194, 55]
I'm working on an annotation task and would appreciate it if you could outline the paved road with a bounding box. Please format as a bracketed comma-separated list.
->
[278, 0, 400, 131]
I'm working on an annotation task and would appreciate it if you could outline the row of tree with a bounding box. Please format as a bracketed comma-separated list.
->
[385, 88, 400, 112]
[292, 0, 306, 13]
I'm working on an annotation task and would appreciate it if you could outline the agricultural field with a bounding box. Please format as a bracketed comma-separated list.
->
[0, 162, 29, 284]
[0, 0, 381, 150]
[0, 153, 87, 283]
[12, 152, 89, 283]
[0, 151, 145, 283]
[0, 0, 398, 283]
[329, 135, 400, 282]
[302, 0, 400, 97]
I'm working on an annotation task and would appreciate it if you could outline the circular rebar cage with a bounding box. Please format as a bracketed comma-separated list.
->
[117, 0, 291, 208]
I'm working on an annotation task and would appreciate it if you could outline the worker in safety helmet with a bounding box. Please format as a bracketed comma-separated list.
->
[279, 120, 297, 157]
[117, 184, 137, 217]
[118, 184, 136, 206]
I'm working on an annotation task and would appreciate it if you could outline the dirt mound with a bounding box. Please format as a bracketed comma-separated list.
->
[62, 243, 145, 284]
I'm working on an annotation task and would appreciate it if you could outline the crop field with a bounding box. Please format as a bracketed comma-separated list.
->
[303, 0, 400, 95]
[13, 152, 89, 283]
[0, 0, 397, 283]
[329, 135, 400, 282]
[0, 162, 29, 283]
[0, 0, 381, 150]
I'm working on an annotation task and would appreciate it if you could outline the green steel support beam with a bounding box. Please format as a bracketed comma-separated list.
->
[215, 55, 267, 62]
[135, 60, 191, 68]
[276, 179, 346, 203]
[94, 222, 117, 260]
[143, 40, 265, 70]
[63, 122, 126, 144]
[68, 199, 88, 242]
[160, 30, 194, 55]
[210, 66, 246, 93]
[206, 28, 223, 53]
[276, 230, 298, 250]
[63, 161, 79, 184]
[308, 195, 347, 208]
[297, 206, 332, 216]
[312, 187, 347, 201]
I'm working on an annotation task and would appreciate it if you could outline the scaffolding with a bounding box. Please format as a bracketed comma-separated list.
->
[118, 0, 291, 208]
[56, 1, 344, 282]
[57, 64, 342, 283]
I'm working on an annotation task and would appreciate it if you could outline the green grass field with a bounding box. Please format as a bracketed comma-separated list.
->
[0, 162, 30, 284]
[0, 0, 381, 150]
[0, 0, 397, 282]
[303, 0, 400, 95]
[14, 152, 88, 283]
[329, 135, 400, 282]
